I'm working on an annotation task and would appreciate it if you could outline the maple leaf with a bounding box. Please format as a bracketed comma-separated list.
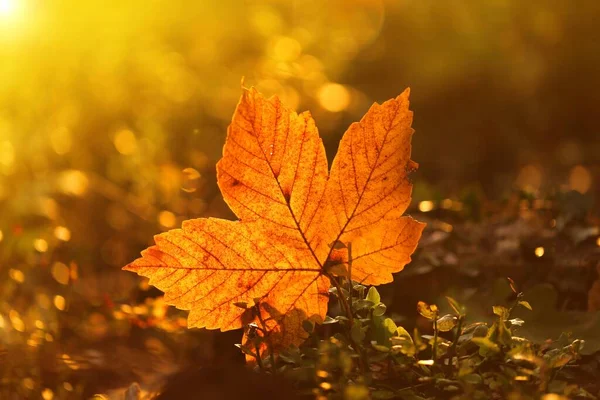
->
[124, 86, 425, 361]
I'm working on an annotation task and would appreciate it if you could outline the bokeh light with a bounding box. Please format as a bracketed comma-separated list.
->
[51, 262, 70, 285]
[535, 247, 545, 258]
[53, 295, 66, 311]
[318, 83, 351, 112]
[418, 201, 434, 213]
[569, 165, 592, 194]
[33, 238, 48, 253]
[158, 210, 177, 228]
[53, 226, 71, 241]
[113, 129, 138, 155]
[0, 1, 598, 397]
[0, 0, 16, 17]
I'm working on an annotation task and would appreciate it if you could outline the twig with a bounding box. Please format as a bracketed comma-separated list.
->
[347, 242, 353, 313]
[432, 314, 439, 364]
[329, 273, 354, 325]
[255, 304, 277, 375]
[448, 316, 464, 368]
[254, 343, 265, 371]
[327, 272, 368, 374]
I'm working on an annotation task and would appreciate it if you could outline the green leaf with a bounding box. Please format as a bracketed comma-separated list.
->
[391, 326, 416, 356]
[396, 326, 413, 342]
[545, 351, 573, 368]
[485, 320, 511, 347]
[373, 303, 387, 317]
[329, 286, 350, 298]
[278, 351, 301, 364]
[492, 306, 509, 319]
[302, 319, 314, 333]
[413, 328, 427, 351]
[461, 374, 483, 385]
[471, 337, 500, 356]
[353, 299, 375, 311]
[518, 300, 533, 311]
[472, 324, 489, 337]
[417, 301, 438, 320]
[424, 336, 451, 358]
[353, 284, 366, 299]
[351, 323, 366, 343]
[371, 341, 390, 352]
[366, 286, 381, 304]
[570, 339, 585, 353]
[436, 314, 458, 332]
[383, 318, 398, 335]
[497, 321, 513, 346]
[446, 296, 463, 315]
[371, 315, 397, 347]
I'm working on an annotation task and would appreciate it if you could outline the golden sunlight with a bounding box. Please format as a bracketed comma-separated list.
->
[0, 1, 598, 397]
[0, 0, 15, 16]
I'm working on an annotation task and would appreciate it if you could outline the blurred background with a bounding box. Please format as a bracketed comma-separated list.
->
[1, 0, 599, 398]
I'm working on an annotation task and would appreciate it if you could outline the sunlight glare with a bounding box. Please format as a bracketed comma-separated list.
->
[0, 0, 27, 29]
[0, 0, 16, 17]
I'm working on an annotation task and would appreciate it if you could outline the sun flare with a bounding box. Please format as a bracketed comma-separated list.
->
[0, 0, 16, 17]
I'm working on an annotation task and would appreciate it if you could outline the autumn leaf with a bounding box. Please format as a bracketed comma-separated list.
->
[124, 86, 425, 361]
[417, 301, 438, 320]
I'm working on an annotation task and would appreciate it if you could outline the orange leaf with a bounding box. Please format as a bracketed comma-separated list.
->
[124, 86, 425, 362]
[240, 302, 313, 365]
[217, 88, 328, 242]
[126, 218, 329, 331]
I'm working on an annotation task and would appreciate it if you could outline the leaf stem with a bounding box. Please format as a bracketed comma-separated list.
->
[432, 316, 439, 364]
[328, 273, 354, 325]
[255, 304, 277, 375]
[347, 242, 353, 315]
[254, 343, 265, 371]
[327, 273, 368, 374]
[446, 315, 463, 373]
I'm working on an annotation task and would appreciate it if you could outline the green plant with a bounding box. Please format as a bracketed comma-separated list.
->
[243, 275, 593, 400]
